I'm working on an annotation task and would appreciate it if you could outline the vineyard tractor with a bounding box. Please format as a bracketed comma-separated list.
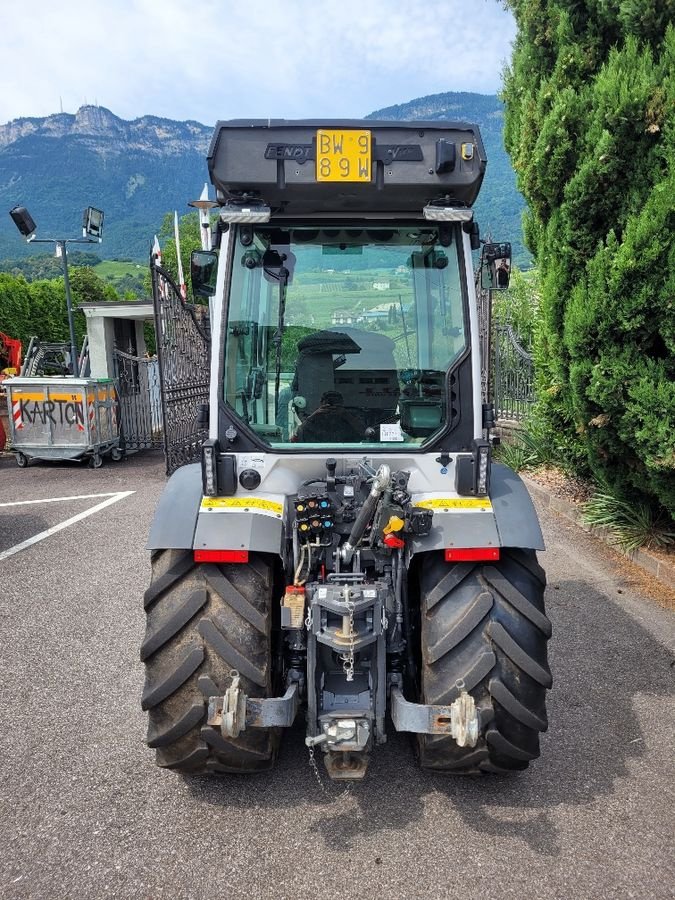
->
[142, 120, 551, 781]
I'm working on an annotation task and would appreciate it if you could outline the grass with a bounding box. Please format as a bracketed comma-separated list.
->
[582, 488, 675, 553]
[96, 260, 146, 280]
[495, 421, 560, 472]
[495, 439, 538, 471]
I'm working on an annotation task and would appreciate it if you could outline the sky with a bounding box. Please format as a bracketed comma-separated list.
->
[1, 0, 516, 126]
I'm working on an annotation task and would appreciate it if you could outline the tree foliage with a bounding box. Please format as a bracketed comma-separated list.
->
[149, 211, 203, 304]
[503, 1, 675, 520]
[492, 267, 541, 350]
[0, 266, 120, 351]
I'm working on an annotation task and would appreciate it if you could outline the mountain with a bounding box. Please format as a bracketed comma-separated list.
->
[0, 106, 211, 261]
[0, 96, 527, 264]
[367, 92, 527, 263]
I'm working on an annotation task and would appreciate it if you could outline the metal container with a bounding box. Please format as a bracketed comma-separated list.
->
[4, 377, 121, 468]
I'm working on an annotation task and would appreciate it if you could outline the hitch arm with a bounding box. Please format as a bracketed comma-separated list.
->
[390, 686, 480, 748]
[207, 673, 300, 738]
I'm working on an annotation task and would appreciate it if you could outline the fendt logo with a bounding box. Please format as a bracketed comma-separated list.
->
[380, 144, 424, 161]
[264, 143, 312, 163]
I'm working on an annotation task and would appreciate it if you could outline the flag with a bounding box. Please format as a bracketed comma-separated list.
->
[152, 234, 161, 265]
[174, 211, 187, 300]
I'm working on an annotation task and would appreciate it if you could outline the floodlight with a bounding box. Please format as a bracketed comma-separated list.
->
[83, 206, 104, 239]
[9, 206, 37, 239]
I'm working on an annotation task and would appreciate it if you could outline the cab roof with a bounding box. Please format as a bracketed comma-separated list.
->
[207, 119, 486, 215]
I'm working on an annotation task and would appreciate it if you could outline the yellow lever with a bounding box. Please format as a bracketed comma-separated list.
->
[383, 515, 405, 535]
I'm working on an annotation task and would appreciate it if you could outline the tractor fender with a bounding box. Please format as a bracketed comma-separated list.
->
[147, 463, 285, 555]
[490, 463, 545, 550]
[409, 463, 544, 555]
[147, 463, 203, 550]
[192, 499, 285, 557]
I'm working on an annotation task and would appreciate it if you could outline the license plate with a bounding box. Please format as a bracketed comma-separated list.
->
[316, 129, 371, 182]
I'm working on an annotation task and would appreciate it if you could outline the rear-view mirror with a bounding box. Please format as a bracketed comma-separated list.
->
[191, 249, 218, 298]
[481, 241, 512, 290]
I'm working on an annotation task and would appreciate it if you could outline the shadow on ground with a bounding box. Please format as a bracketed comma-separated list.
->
[183, 578, 675, 856]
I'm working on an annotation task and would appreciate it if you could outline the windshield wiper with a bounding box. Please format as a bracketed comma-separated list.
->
[273, 261, 289, 414]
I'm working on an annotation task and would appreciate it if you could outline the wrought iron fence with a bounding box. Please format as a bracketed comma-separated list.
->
[113, 349, 163, 450]
[476, 272, 536, 422]
[476, 278, 491, 405]
[151, 263, 210, 475]
[493, 323, 535, 422]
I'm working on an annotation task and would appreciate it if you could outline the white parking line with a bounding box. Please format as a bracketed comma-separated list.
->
[0, 492, 122, 508]
[0, 491, 136, 562]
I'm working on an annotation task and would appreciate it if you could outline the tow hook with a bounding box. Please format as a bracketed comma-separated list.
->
[305, 717, 371, 751]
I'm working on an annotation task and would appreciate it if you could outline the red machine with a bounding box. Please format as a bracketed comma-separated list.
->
[0, 332, 22, 450]
[0, 332, 22, 376]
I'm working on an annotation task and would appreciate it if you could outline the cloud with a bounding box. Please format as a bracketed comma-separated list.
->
[1, 0, 516, 125]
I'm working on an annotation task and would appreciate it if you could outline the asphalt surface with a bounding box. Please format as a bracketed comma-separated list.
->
[0, 451, 673, 900]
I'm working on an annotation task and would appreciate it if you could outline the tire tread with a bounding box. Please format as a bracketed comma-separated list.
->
[141, 551, 277, 775]
[418, 549, 551, 774]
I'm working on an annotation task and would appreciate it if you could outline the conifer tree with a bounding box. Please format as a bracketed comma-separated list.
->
[503, 0, 675, 519]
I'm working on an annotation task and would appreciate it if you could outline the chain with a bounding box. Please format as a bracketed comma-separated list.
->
[341, 586, 356, 682]
[307, 745, 327, 792]
[307, 745, 354, 800]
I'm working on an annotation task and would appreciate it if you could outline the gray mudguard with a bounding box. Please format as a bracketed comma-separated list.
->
[409, 462, 544, 555]
[490, 463, 545, 550]
[147, 463, 203, 550]
[146, 462, 285, 555]
[193, 506, 285, 556]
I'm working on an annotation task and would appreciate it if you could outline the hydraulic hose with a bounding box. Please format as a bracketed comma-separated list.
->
[340, 465, 391, 564]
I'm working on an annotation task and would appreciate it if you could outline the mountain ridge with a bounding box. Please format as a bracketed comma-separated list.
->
[0, 105, 211, 154]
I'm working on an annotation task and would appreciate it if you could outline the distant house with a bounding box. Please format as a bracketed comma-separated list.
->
[331, 311, 355, 325]
[358, 310, 389, 323]
[372, 281, 390, 291]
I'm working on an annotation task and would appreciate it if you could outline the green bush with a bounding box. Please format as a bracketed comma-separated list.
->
[503, 3, 675, 524]
[582, 485, 675, 552]
[0, 267, 121, 350]
[492, 266, 541, 350]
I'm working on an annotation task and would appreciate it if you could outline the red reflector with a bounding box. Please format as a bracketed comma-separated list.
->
[445, 548, 500, 562]
[194, 549, 249, 563]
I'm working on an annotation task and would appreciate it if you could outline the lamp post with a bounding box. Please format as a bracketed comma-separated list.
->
[9, 205, 104, 376]
[188, 183, 218, 252]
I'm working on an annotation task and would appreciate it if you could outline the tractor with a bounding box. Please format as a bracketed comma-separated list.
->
[142, 120, 551, 780]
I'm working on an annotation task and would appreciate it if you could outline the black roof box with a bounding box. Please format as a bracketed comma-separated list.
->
[207, 119, 486, 215]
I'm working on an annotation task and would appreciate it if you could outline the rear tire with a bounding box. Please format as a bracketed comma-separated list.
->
[141, 549, 279, 774]
[418, 549, 551, 773]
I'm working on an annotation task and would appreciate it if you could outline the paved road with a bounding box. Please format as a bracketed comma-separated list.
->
[0, 452, 673, 899]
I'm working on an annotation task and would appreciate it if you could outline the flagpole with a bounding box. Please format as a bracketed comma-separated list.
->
[173, 211, 187, 299]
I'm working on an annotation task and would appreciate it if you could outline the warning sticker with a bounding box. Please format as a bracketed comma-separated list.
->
[414, 497, 493, 512]
[201, 496, 283, 516]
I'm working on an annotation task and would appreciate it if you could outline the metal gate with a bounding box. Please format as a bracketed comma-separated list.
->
[113, 349, 163, 450]
[151, 263, 210, 475]
[493, 323, 535, 421]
